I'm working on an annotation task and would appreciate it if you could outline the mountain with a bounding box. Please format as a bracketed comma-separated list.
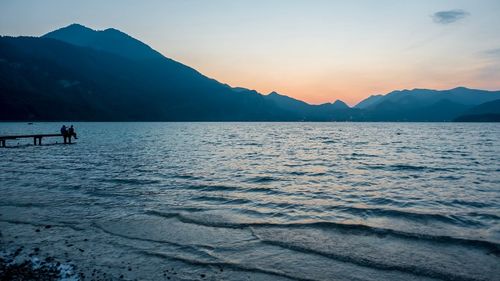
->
[265, 92, 357, 121]
[354, 94, 384, 109]
[355, 87, 500, 110]
[0, 36, 292, 121]
[0, 24, 356, 121]
[454, 99, 500, 122]
[354, 87, 500, 121]
[330, 100, 350, 109]
[43, 23, 163, 60]
[43, 24, 359, 120]
[1, 24, 499, 122]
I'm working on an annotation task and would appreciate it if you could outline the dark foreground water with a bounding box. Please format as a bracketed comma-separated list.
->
[0, 122, 499, 281]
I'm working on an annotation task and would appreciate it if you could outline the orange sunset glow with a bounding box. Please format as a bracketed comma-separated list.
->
[2, 0, 499, 106]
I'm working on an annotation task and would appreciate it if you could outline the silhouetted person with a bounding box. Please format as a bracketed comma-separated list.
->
[60, 125, 68, 144]
[68, 125, 77, 141]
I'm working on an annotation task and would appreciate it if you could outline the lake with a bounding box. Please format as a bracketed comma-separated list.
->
[0, 122, 499, 281]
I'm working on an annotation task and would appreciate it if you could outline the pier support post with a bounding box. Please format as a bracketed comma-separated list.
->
[33, 137, 42, 145]
[0, 140, 5, 147]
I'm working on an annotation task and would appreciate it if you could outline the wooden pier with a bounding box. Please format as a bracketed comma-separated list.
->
[0, 134, 74, 147]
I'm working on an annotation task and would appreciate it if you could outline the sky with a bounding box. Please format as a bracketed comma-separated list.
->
[1, 0, 500, 106]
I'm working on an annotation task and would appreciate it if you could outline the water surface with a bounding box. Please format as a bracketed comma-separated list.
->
[0, 122, 499, 280]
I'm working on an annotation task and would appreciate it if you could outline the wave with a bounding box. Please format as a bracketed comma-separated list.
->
[449, 199, 495, 208]
[100, 178, 161, 185]
[361, 164, 453, 172]
[467, 212, 500, 220]
[243, 187, 284, 195]
[326, 205, 484, 226]
[351, 152, 378, 158]
[178, 184, 284, 195]
[254, 201, 485, 227]
[288, 171, 308, 176]
[257, 239, 481, 281]
[182, 184, 239, 192]
[172, 174, 203, 180]
[144, 210, 500, 255]
[137, 250, 316, 281]
[236, 208, 288, 218]
[255, 201, 304, 210]
[92, 222, 215, 253]
[192, 195, 253, 205]
[239, 142, 263, 147]
[246, 176, 279, 183]
[286, 171, 328, 177]
[0, 202, 51, 208]
[365, 197, 413, 206]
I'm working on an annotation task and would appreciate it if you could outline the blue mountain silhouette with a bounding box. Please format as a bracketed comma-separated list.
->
[1, 24, 499, 121]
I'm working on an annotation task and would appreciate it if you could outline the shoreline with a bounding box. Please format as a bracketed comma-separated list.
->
[0, 219, 226, 281]
[0, 225, 102, 281]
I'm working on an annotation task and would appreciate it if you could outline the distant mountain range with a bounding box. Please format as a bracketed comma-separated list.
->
[454, 99, 500, 122]
[1, 24, 499, 121]
[354, 87, 500, 121]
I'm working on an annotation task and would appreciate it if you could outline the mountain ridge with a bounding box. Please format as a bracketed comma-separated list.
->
[1, 24, 499, 121]
[42, 23, 165, 61]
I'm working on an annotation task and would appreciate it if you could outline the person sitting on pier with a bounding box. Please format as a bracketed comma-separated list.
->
[68, 125, 78, 141]
[60, 125, 68, 144]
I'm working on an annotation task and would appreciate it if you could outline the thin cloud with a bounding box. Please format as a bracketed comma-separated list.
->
[432, 10, 470, 24]
[482, 48, 500, 57]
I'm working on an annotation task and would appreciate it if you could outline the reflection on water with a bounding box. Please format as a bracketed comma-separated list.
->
[0, 122, 499, 280]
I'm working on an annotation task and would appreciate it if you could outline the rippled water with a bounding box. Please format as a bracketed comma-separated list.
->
[0, 122, 499, 281]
